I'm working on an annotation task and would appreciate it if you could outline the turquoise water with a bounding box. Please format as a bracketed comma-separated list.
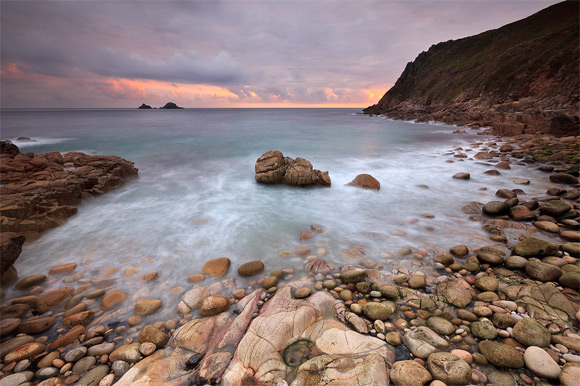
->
[0, 108, 551, 310]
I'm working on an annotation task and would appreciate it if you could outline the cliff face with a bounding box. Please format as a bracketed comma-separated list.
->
[365, 1, 579, 136]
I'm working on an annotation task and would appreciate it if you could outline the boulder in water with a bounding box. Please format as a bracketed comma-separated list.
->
[255, 150, 330, 187]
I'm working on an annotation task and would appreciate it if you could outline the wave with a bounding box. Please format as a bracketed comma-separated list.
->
[9, 136, 74, 148]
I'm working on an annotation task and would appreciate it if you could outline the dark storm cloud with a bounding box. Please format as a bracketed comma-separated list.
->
[0, 0, 562, 107]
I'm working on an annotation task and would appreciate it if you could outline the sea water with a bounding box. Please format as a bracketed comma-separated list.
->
[0, 108, 554, 315]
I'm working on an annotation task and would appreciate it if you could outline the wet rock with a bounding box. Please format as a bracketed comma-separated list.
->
[340, 267, 367, 283]
[63, 310, 94, 327]
[48, 325, 85, 350]
[87, 342, 115, 356]
[561, 242, 580, 257]
[73, 356, 97, 374]
[262, 276, 278, 289]
[492, 313, 517, 329]
[560, 362, 580, 386]
[436, 280, 472, 307]
[540, 199, 571, 218]
[17, 316, 55, 335]
[510, 205, 536, 221]
[483, 201, 510, 216]
[434, 253, 454, 266]
[478, 340, 524, 368]
[138, 325, 169, 349]
[99, 291, 127, 309]
[199, 295, 230, 316]
[511, 237, 559, 258]
[4, 342, 45, 363]
[505, 255, 527, 269]
[202, 257, 231, 277]
[346, 312, 368, 334]
[427, 352, 472, 385]
[64, 346, 87, 362]
[475, 275, 499, 291]
[524, 346, 561, 379]
[237, 261, 264, 276]
[0, 304, 29, 320]
[35, 287, 74, 313]
[75, 365, 109, 386]
[363, 302, 392, 321]
[550, 173, 578, 184]
[15, 274, 47, 289]
[471, 321, 498, 340]
[408, 275, 426, 289]
[533, 220, 560, 233]
[0, 371, 34, 386]
[452, 172, 470, 180]
[347, 173, 380, 189]
[139, 342, 157, 356]
[390, 360, 432, 386]
[496, 189, 516, 199]
[49, 262, 77, 275]
[255, 151, 330, 187]
[109, 343, 142, 363]
[525, 260, 562, 282]
[560, 271, 580, 289]
[426, 317, 454, 336]
[134, 299, 162, 315]
[450, 245, 469, 257]
[403, 327, 449, 359]
[512, 318, 551, 347]
[112, 360, 130, 377]
[294, 287, 311, 299]
[0, 317, 21, 336]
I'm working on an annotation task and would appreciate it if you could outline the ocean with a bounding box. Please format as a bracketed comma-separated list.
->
[0, 108, 553, 314]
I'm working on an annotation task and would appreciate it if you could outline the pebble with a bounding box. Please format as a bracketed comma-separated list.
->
[72, 356, 96, 374]
[64, 346, 87, 362]
[0, 371, 34, 386]
[524, 346, 561, 379]
[294, 287, 311, 299]
[139, 342, 157, 356]
[563, 353, 580, 363]
[99, 374, 115, 386]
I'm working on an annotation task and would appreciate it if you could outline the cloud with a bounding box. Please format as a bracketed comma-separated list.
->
[0, 0, 562, 108]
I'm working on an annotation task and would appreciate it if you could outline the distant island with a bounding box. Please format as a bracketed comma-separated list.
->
[137, 102, 185, 109]
[160, 102, 184, 109]
[364, 1, 579, 136]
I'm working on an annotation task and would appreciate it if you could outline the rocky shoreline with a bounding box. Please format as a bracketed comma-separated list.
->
[0, 141, 139, 278]
[0, 134, 579, 386]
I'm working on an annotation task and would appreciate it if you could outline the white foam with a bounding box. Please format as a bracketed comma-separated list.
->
[10, 137, 73, 148]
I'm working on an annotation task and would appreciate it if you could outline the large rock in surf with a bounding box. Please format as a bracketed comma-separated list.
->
[255, 150, 330, 187]
[347, 174, 380, 190]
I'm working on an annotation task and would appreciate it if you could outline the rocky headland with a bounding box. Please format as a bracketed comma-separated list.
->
[0, 134, 579, 386]
[364, 1, 579, 136]
[0, 141, 138, 276]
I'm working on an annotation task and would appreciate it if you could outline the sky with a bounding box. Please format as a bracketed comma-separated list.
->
[0, 0, 562, 108]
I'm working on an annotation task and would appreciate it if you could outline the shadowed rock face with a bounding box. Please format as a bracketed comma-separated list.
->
[255, 150, 331, 187]
[0, 232, 25, 275]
